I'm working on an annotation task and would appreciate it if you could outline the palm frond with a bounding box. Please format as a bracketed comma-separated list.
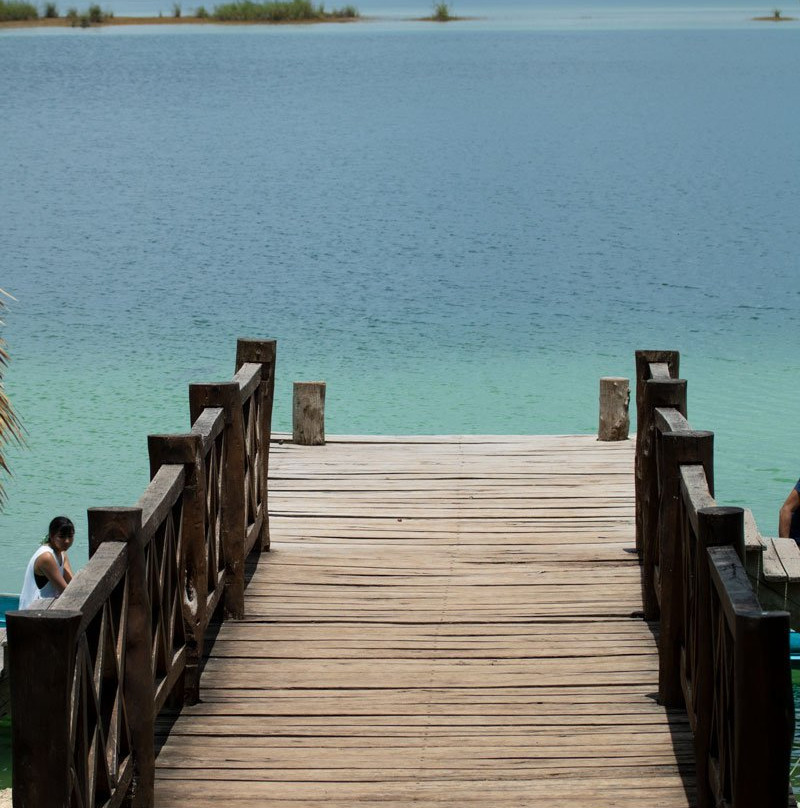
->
[0, 288, 24, 507]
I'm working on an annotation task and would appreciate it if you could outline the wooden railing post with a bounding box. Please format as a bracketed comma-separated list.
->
[657, 430, 714, 706]
[7, 608, 82, 808]
[734, 608, 793, 807]
[236, 338, 277, 551]
[148, 433, 207, 704]
[293, 381, 326, 445]
[635, 350, 680, 553]
[693, 506, 744, 808]
[639, 379, 687, 619]
[88, 506, 154, 808]
[190, 382, 247, 619]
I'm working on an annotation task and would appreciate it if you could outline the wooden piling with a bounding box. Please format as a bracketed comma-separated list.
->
[598, 377, 629, 440]
[293, 381, 326, 445]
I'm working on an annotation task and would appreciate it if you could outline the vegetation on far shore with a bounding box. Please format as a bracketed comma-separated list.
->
[213, 0, 356, 21]
[431, 2, 451, 21]
[0, 0, 358, 23]
[0, 1, 38, 21]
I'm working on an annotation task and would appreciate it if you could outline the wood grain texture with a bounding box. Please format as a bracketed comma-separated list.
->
[155, 435, 694, 807]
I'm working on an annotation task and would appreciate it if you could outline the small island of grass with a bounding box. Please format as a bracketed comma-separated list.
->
[0, 0, 359, 26]
[416, 2, 463, 22]
[753, 8, 795, 20]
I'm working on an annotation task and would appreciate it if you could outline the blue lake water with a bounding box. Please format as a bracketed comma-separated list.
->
[1, 5, 799, 594]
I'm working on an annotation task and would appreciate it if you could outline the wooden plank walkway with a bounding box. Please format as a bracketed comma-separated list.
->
[154, 435, 694, 807]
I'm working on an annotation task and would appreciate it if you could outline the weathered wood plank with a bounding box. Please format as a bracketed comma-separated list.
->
[771, 537, 800, 582]
[763, 538, 792, 582]
[155, 435, 693, 807]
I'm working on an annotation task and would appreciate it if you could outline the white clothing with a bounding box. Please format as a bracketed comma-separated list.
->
[19, 545, 64, 609]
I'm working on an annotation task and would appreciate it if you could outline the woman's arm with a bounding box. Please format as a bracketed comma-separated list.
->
[33, 552, 70, 595]
[62, 553, 73, 585]
[779, 488, 800, 538]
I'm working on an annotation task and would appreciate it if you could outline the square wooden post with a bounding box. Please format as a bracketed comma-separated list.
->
[656, 429, 713, 706]
[693, 506, 743, 808]
[639, 378, 687, 619]
[7, 609, 82, 808]
[634, 350, 680, 553]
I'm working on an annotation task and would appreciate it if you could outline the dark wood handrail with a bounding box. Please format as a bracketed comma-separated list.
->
[6, 337, 277, 808]
[635, 349, 794, 808]
[707, 546, 793, 807]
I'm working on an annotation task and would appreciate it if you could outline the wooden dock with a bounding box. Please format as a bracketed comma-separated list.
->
[10, 345, 791, 808]
[154, 435, 694, 807]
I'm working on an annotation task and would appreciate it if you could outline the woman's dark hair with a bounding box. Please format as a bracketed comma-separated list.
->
[45, 515, 75, 542]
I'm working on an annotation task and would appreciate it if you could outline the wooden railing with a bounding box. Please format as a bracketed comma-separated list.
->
[6, 337, 276, 808]
[635, 350, 794, 808]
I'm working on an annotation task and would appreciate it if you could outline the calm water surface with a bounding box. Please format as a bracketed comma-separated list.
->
[1, 12, 799, 586]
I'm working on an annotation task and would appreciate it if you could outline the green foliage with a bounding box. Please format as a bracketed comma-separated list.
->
[62, 3, 109, 25]
[172, 1, 180, 14]
[432, 1, 451, 20]
[773, 8, 782, 18]
[195, 3, 207, 14]
[43, 1, 58, 15]
[212, 0, 356, 20]
[0, 0, 39, 20]
[213, 0, 316, 20]
[329, 3, 356, 16]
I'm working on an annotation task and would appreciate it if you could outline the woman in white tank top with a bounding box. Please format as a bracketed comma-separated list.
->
[19, 516, 75, 609]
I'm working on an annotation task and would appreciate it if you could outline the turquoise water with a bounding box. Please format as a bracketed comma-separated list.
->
[0, 598, 18, 629]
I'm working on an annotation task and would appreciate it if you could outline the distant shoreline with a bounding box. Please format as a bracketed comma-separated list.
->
[0, 14, 363, 26]
[0, 13, 792, 29]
